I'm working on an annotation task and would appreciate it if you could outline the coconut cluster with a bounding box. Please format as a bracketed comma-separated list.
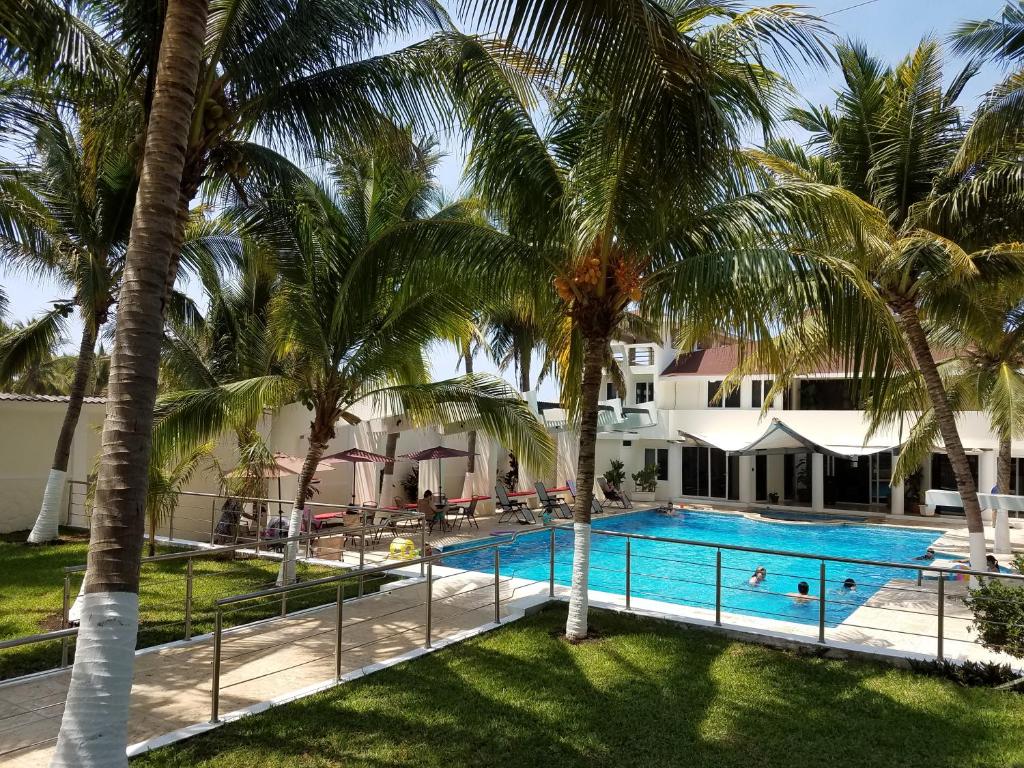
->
[553, 253, 642, 305]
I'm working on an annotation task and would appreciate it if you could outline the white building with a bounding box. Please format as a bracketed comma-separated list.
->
[536, 337, 1017, 517]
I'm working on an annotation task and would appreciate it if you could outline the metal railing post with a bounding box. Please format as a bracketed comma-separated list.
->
[210, 498, 217, 545]
[493, 548, 501, 625]
[549, 527, 556, 597]
[420, 524, 426, 577]
[61, 573, 70, 667]
[937, 576, 945, 661]
[210, 608, 223, 723]
[917, 568, 923, 587]
[335, 583, 344, 682]
[625, 538, 632, 610]
[65, 483, 73, 527]
[359, 512, 366, 598]
[818, 560, 827, 644]
[184, 558, 194, 641]
[254, 506, 261, 554]
[281, 588, 288, 618]
[715, 549, 722, 626]
[425, 560, 433, 648]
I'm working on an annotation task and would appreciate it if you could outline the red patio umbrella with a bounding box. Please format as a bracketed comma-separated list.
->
[227, 451, 335, 513]
[399, 445, 474, 501]
[322, 448, 395, 505]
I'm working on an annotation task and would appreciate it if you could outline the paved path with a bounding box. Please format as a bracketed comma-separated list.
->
[0, 570, 549, 767]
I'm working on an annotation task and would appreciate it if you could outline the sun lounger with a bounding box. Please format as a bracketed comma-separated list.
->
[598, 477, 632, 508]
[496, 485, 536, 524]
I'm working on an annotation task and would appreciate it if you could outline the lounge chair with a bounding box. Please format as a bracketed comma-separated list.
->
[495, 485, 536, 524]
[449, 498, 479, 530]
[535, 482, 572, 519]
[598, 477, 632, 509]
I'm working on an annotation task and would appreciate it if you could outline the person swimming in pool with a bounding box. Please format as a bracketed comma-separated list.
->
[842, 578, 856, 591]
[789, 581, 817, 603]
[913, 547, 936, 561]
[749, 566, 767, 586]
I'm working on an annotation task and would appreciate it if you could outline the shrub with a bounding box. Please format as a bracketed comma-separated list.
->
[908, 658, 1020, 689]
[603, 459, 625, 490]
[631, 464, 658, 493]
[964, 575, 1024, 660]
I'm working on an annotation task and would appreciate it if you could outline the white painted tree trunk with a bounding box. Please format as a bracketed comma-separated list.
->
[276, 507, 303, 586]
[68, 576, 88, 623]
[994, 509, 1011, 555]
[564, 522, 591, 641]
[968, 530, 988, 588]
[28, 469, 66, 544]
[50, 592, 138, 767]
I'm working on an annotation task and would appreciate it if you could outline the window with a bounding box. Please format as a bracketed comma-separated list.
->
[707, 380, 739, 408]
[645, 448, 669, 481]
[606, 382, 617, 400]
[751, 379, 774, 408]
[635, 381, 654, 404]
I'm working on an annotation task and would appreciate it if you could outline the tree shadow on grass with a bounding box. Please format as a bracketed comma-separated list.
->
[131, 606, 1024, 768]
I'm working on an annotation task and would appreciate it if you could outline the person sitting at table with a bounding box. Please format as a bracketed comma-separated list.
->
[418, 489, 443, 529]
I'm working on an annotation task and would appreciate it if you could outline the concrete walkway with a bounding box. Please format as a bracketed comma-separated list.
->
[0, 569, 551, 767]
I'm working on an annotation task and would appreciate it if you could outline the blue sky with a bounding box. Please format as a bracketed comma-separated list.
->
[0, 0, 1008, 398]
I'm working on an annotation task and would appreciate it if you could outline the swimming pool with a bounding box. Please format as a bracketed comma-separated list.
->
[441, 510, 943, 627]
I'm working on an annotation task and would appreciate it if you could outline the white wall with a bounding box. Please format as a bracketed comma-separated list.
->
[0, 399, 105, 533]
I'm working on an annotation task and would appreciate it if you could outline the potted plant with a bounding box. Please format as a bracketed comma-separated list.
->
[603, 459, 626, 490]
[631, 464, 658, 502]
[767, 491, 780, 505]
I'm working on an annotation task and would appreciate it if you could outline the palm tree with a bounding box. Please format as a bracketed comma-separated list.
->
[156, 136, 554, 586]
[144, 440, 213, 557]
[48, 1, 211, 765]
[741, 40, 1024, 571]
[378, 7, 831, 639]
[0, 103, 135, 543]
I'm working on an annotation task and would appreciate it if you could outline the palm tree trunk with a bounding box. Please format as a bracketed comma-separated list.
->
[518, 341, 531, 393]
[51, 2, 210, 765]
[381, 431, 400, 503]
[896, 302, 987, 572]
[28, 322, 97, 544]
[464, 348, 477, 475]
[565, 333, 604, 641]
[277, 416, 332, 586]
[997, 433, 1012, 495]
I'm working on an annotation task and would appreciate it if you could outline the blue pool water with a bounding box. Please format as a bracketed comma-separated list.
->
[441, 510, 943, 627]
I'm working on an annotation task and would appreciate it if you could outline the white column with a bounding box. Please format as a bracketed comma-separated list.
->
[738, 454, 755, 504]
[889, 478, 904, 515]
[353, 422, 377, 505]
[811, 452, 824, 512]
[667, 444, 683, 501]
[979, 450, 997, 523]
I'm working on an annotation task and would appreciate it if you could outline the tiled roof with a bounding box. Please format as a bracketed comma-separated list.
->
[660, 346, 752, 376]
[0, 392, 105, 404]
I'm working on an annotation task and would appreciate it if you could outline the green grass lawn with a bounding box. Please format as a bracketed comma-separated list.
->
[0, 528, 384, 679]
[133, 606, 1024, 768]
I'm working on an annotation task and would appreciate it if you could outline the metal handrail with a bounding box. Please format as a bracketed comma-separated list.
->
[215, 532, 527, 607]
[208, 526, 530, 722]
[61, 514, 405, 573]
[0, 627, 78, 651]
[584, 526, 1024, 583]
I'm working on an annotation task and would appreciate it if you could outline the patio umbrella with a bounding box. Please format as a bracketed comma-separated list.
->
[399, 446, 474, 501]
[322, 447, 394, 505]
[228, 451, 335, 513]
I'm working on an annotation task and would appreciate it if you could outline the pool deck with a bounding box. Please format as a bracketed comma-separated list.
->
[2, 503, 1022, 766]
